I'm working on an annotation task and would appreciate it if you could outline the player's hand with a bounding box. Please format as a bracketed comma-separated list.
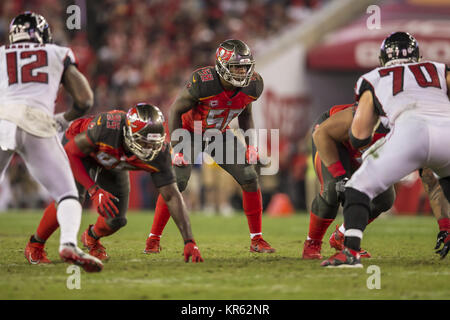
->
[54, 112, 70, 133]
[335, 176, 349, 205]
[246, 145, 259, 164]
[173, 152, 188, 167]
[88, 185, 119, 218]
[435, 230, 450, 259]
[184, 240, 204, 263]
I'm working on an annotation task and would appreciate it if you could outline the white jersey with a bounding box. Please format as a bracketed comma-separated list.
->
[0, 42, 77, 116]
[355, 61, 450, 128]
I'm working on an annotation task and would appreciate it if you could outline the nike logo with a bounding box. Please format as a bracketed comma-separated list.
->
[28, 253, 39, 264]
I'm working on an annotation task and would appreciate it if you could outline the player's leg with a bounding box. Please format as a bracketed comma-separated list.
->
[20, 132, 102, 272]
[146, 134, 199, 253]
[304, 141, 351, 259]
[215, 131, 275, 253]
[82, 170, 129, 260]
[322, 120, 429, 267]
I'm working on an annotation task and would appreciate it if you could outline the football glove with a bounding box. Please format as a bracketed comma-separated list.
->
[183, 240, 204, 263]
[172, 152, 188, 167]
[246, 145, 259, 164]
[54, 112, 70, 133]
[88, 185, 119, 218]
[335, 176, 349, 206]
[435, 231, 450, 259]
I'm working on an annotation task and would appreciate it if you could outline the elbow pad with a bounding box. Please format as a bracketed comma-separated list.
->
[348, 129, 372, 149]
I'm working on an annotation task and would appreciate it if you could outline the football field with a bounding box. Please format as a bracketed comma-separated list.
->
[0, 210, 448, 300]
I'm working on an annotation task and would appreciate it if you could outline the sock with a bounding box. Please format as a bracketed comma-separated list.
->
[307, 211, 334, 241]
[242, 189, 262, 235]
[344, 229, 363, 251]
[56, 198, 82, 246]
[92, 215, 115, 238]
[150, 194, 171, 237]
[35, 201, 60, 242]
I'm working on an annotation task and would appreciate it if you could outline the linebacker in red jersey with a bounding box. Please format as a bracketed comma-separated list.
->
[25, 103, 203, 263]
[145, 39, 275, 254]
[303, 103, 450, 260]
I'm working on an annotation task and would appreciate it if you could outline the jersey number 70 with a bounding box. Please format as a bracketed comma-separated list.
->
[6, 50, 48, 85]
[378, 62, 441, 96]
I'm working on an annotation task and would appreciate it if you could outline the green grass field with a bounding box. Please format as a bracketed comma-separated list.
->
[0, 210, 448, 300]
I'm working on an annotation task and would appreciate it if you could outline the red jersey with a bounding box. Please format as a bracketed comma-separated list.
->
[181, 66, 264, 133]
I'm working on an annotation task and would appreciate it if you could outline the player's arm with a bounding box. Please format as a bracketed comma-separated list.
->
[64, 132, 119, 217]
[158, 183, 203, 262]
[350, 90, 379, 149]
[238, 102, 255, 144]
[313, 107, 353, 168]
[168, 87, 197, 140]
[61, 65, 94, 122]
[420, 168, 450, 258]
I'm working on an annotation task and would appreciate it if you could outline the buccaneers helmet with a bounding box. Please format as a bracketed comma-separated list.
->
[215, 39, 255, 87]
[9, 11, 52, 44]
[379, 32, 420, 67]
[123, 103, 166, 162]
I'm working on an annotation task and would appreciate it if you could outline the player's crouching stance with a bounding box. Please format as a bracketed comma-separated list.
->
[321, 32, 450, 267]
[145, 39, 275, 254]
[1, 12, 102, 272]
[25, 103, 203, 264]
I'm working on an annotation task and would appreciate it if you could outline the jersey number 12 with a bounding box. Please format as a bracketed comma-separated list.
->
[6, 50, 48, 85]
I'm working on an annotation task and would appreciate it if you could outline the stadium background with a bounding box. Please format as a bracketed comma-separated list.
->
[0, 0, 449, 217]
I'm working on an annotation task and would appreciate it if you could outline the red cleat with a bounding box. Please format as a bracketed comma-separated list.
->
[302, 239, 323, 259]
[329, 225, 372, 258]
[321, 247, 363, 268]
[24, 236, 52, 264]
[250, 235, 276, 253]
[81, 225, 109, 261]
[59, 243, 103, 272]
[143, 236, 161, 254]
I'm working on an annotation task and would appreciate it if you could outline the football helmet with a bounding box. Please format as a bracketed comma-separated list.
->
[379, 32, 420, 67]
[123, 103, 166, 162]
[215, 39, 255, 87]
[9, 11, 52, 44]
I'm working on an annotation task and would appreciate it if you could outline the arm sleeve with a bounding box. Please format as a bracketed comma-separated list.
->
[150, 146, 177, 188]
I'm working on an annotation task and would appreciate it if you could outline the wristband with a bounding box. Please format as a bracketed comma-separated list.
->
[327, 161, 346, 178]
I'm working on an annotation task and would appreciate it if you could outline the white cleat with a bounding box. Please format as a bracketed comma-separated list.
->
[59, 243, 103, 273]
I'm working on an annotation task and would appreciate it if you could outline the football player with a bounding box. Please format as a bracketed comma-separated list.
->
[145, 39, 275, 254]
[322, 32, 450, 267]
[1, 12, 102, 272]
[302, 103, 450, 260]
[25, 103, 203, 263]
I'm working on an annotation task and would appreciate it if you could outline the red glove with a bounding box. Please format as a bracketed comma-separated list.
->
[173, 152, 189, 167]
[184, 239, 204, 263]
[246, 145, 259, 164]
[88, 185, 119, 218]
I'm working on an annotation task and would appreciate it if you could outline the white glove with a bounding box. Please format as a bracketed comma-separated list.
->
[54, 112, 70, 133]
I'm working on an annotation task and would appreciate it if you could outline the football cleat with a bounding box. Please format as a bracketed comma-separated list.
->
[143, 236, 161, 254]
[24, 236, 52, 264]
[302, 239, 323, 260]
[81, 225, 109, 261]
[59, 243, 103, 273]
[321, 247, 363, 268]
[329, 225, 372, 258]
[250, 235, 276, 253]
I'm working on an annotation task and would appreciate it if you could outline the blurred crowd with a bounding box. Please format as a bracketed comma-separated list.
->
[0, 0, 324, 213]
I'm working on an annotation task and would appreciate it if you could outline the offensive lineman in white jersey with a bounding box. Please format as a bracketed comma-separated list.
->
[0, 12, 102, 272]
[321, 32, 450, 267]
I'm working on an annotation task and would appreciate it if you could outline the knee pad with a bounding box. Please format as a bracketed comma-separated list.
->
[343, 187, 370, 231]
[370, 186, 395, 219]
[311, 194, 339, 219]
[107, 217, 127, 231]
